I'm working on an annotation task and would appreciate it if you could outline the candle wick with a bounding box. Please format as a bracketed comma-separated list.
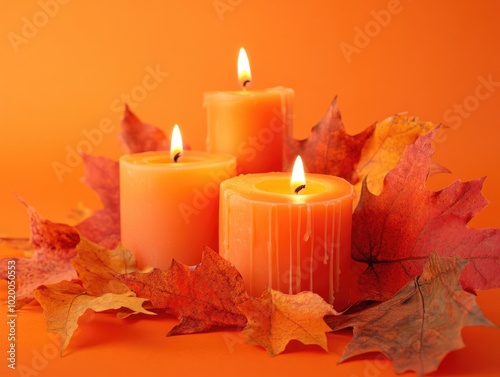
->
[294, 184, 306, 194]
[243, 79, 251, 89]
[173, 152, 182, 163]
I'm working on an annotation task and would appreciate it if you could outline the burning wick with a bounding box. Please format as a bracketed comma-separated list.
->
[294, 184, 306, 194]
[170, 124, 183, 163]
[242, 79, 251, 88]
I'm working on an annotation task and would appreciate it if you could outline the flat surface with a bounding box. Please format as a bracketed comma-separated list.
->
[0, 250, 499, 377]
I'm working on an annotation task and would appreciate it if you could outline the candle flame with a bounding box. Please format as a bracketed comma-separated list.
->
[238, 47, 252, 89]
[290, 156, 306, 194]
[170, 124, 183, 162]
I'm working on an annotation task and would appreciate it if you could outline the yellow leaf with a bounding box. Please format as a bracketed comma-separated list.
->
[34, 280, 155, 354]
[72, 237, 139, 296]
[354, 114, 437, 200]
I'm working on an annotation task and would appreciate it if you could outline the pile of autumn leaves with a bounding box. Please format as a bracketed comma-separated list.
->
[1, 100, 499, 377]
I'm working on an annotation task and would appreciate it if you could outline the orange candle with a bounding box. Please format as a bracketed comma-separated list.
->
[204, 48, 294, 174]
[219, 157, 353, 310]
[120, 125, 236, 269]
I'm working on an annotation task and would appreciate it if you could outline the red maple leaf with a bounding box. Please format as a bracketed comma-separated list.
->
[285, 97, 375, 183]
[118, 104, 170, 154]
[352, 129, 500, 301]
[120, 247, 248, 335]
[75, 154, 120, 249]
[0, 198, 80, 307]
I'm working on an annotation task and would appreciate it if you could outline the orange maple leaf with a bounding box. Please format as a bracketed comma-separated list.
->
[239, 289, 334, 356]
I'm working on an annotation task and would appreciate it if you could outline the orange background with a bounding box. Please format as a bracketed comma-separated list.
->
[1, 1, 499, 376]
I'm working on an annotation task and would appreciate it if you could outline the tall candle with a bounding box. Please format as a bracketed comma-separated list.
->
[120, 125, 236, 269]
[204, 48, 293, 174]
[219, 157, 353, 310]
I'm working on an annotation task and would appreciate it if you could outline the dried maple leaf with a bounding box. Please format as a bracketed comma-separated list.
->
[326, 253, 495, 377]
[75, 154, 120, 249]
[118, 104, 170, 154]
[239, 289, 334, 356]
[0, 198, 80, 307]
[352, 129, 500, 301]
[284, 97, 375, 183]
[120, 247, 248, 335]
[353, 114, 440, 197]
[34, 280, 155, 354]
[72, 237, 139, 296]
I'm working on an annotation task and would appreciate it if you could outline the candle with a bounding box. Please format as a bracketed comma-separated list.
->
[204, 48, 294, 174]
[120, 125, 236, 269]
[219, 156, 353, 310]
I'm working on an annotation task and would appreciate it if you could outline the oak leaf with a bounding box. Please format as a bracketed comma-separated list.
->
[326, 253, 495, 377]
[118, 104, 170, 154]
[72, 237, 139, 296]
[75, 154, 120, 249]
[352, 129, 500, 301]
[0, 198, 79, 307]
[239, 289, 334, 356]
[34, 280, 155, 354]
[120, 247, 248, 335]
[284, 97, 375, 183]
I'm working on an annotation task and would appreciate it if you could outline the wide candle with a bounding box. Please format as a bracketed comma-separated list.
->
[120, 125, 236, 269]
[219, 157, 353, 310]
[204, 48, 294, 174]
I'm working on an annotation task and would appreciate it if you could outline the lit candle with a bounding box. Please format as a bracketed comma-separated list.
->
[120, 125, 236, 269]
[219, 156, 353, 310]
[204, 47, 294, 174]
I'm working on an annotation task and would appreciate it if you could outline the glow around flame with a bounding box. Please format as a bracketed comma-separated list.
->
[170, 124, 183, 162]
[290, 156, 306, 194]
[238, 47, 252, 88]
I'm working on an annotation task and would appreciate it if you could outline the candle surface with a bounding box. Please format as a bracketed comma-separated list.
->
[121, 151, 236, 269]
[205, 87, 293, 174]
[219, 172, 353, 310]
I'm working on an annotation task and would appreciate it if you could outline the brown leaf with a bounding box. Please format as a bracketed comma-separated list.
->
[352, 128, 500, 301]
[284, 97, 375, 183]
[75, 154, 120, 249]
[120, 247, 248, 335]
[34, 280, 155, 354]
[118, 104, 170, 154]
[0, 198, 80, 307]
[353, 114, 438, 197]
[239, 289, 334, 356]
[326, 253, 495, 376]
[72, 237, 139, 296]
